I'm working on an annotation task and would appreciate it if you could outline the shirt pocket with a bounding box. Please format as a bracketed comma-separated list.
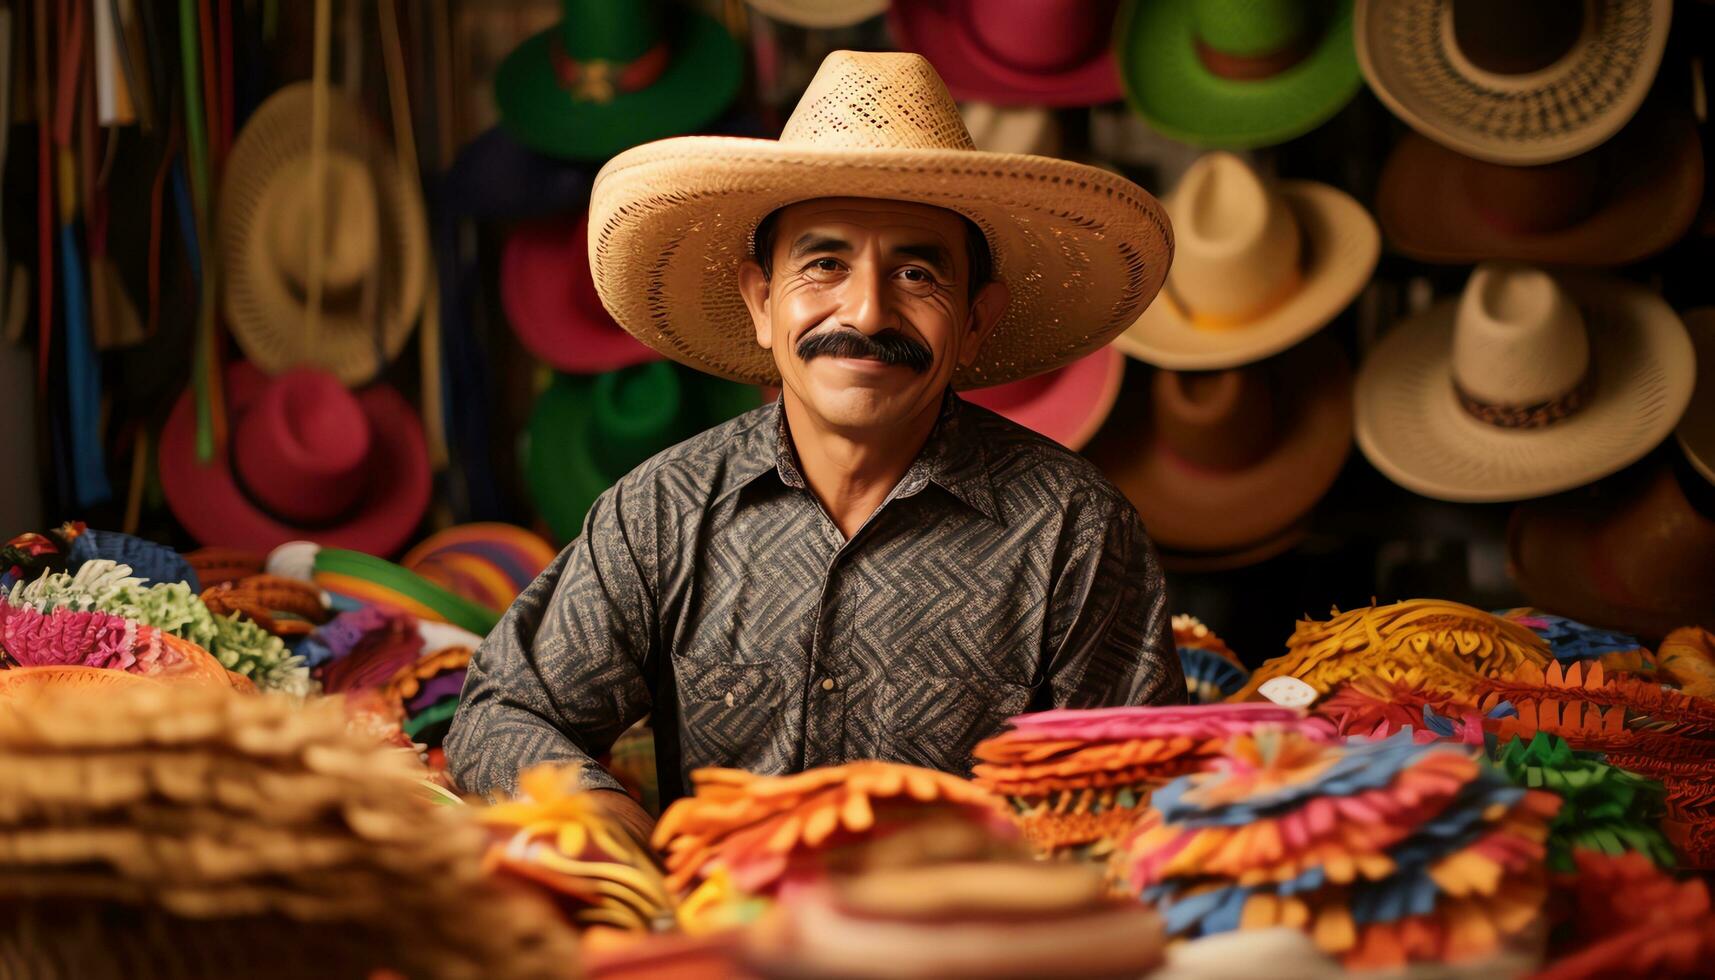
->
[878, 671, 1033, 775]
[675, 654, 784, 768]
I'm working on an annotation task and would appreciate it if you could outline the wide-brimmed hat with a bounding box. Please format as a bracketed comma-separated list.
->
[1115, 0, 1362, 149]
[159, 363, 431, 556]
[1677, 309, 1715, 486]
[527, 362, 762, 542]
[1377, 110, 1704, 266]
[588, 50, 1172, 389]
[963, 345, 1123, 450]
[494, 0, 743, 162]
[502, 212, 662, 374]
[312, 547, 500, 638]
[436, 126, 593, 221]
[1508, 461, 1715, 642]
[1355, 264, 1695, 503]
[1355, 0, 1672, 165]
[1085, 334, 1352, 556]
[747, 0, 888, 28]
[1115, 152, 1377, 370]
[889, 0, 1123, 107]
[400, 523, 559, 614]
[219, 84, 429, 387]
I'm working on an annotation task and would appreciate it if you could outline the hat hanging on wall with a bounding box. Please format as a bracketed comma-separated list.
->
[1508, 460, 1715, 642]
[1376, 110, 1704, 266]
[960, 102, 1063, 157]
[493, 0, 743, 162]
[1355, 263, 1694, 503]
[219, 83, 429, 387]
[963, 344, 1124, 451]
[1085, 335, 1352, 562]
[1114, 0, 1362, 149]
[526, 362, 762, 542]
[400, 523, 559, 615]
[888, 0, 1124, 107]
[1679, 309, 1715, 486]
[436, 127, 594, 222]
[1355, 0, 1672, 166]
[746, 0, 889, 28]
[1115, 152, 1377, 370]
[501, 212, 662, 374]
[158, 363, 431, 556]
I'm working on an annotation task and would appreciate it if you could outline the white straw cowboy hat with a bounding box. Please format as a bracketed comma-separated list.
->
[746, 0, 888, 28]
[1355, 0, 1672, 166]
[220, 83, 429, 386]
[1356, 263, 1695, 503]
[1115, 152, 1377, 370]
[587, 50, 1173, 389]
[1679, 309, 1715, 485]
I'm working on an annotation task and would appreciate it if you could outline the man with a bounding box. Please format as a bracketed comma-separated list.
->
[446, 52, 1184, 838]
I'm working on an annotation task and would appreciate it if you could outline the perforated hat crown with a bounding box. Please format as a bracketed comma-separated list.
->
[777, 51, 977, 151]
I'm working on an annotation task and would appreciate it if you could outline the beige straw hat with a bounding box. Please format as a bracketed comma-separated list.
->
[746, 0, 889, 28]
[220, 83, 429, 387]
[587, 50, 1173, 389]
[1114, 152, 1377, 370]
[1355, 263, 1695, 503]
[1679, 309, 1715, 485]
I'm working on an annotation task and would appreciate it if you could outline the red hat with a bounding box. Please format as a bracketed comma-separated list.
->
[159, 363, 431, 556]
[889, 0, 1124, 107]
[963, 345, 1124, 450]
[501, 212, 661, 374]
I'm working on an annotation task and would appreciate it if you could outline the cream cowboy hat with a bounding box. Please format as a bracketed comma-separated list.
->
[746, 0, 888, 28]
[1355, 263, 1695, 503]
[587, 50, 1173, 389]
[1355, 0, 1672, 166]
[1114, 152, 1377, 370]
[1679, 309, 1715, 485]
[219, 84, 429, 386]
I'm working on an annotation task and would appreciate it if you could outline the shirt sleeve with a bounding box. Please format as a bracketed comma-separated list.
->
[1041, 495, 1186, 709]
[444, 482, 658, 798]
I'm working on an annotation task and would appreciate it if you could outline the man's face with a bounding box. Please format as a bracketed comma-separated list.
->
[737, 198, 1009, 434]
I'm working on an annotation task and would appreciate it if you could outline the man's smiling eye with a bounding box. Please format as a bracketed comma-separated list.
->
[807, 258, 843, 273]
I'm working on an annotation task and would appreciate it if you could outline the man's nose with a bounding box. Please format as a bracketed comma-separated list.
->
[836, 263, 896, 335]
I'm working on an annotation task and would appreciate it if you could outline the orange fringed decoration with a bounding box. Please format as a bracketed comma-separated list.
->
[1530, 852, 1715, 979]
[380, 647, 474, 708]
[182, 547, 265, 588]
[1657, 627, 1715, 701]
[200, 575, 331, 637]
[1482, 661, 1715, 734]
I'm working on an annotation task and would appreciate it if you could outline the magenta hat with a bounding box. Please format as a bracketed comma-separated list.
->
[888, 0, 1124, 107]
[963, 345, 1125, 450]
[501, 212, 661, 374]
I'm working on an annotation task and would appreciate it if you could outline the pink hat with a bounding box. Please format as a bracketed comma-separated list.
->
[888, 0, 1124, 107]
[963, 345, 1125, 450]
[501, 212, 661, 374]
[159, 363, 431, 557]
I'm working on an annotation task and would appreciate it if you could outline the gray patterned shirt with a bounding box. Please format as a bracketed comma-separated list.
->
[446, 393, 1183, 803]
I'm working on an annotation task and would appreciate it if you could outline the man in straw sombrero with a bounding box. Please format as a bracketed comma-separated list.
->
[448, 51, 1184, 838]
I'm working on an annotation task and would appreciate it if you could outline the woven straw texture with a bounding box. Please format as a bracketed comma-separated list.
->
[219, 83, 428, 386]
[589, 51, 1172, 389]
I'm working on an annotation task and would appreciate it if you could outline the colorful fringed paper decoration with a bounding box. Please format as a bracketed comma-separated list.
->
[1656, 627, 1715, 700]
[1493, 733, 1675, 871]
[0, 603, 234, 687]
[1235, 599, 1554, 703]
[971, 704, 1335, 859]
[199, 574, 330, 637]
[654, 762, 1009, 898]
[1498, 609, 1654, 675]
[1315, 680, 1490, 743]
[477, 764, 676, 933]
[1480, 661, 1715, 747]
[1114, 730, 1560, 972]
[1174, 615, 1251, 704]
[1530, 852, 1715, 979]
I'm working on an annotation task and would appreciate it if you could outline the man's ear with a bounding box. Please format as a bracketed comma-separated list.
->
[957, 279, 1011, 368]
[738, 259, 773, 350]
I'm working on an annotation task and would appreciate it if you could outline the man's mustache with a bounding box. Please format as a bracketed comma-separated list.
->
[796, 328, 933, 374]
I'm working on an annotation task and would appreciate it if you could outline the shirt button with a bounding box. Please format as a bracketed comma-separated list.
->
[820, 677, 836, 692]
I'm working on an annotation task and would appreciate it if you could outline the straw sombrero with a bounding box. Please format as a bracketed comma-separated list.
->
[1376, 111, 1704, 267]
[1680, 309, 1715, 486]
[1355, 264, 1695, 503]
[220, 84, 428, 387]
[1115, 152, 1377, 370]
[588, 50, 1172, 389]
[1355, 0, 1672, 166]
[747, 0, 888, 28]
[962, 345, 1123, 451]
[889, 0, 1123, 107]
[1115, 0, 1362, 150]
[501, 212, 662, 374]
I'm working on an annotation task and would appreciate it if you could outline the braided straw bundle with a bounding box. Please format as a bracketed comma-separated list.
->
[0, 684, 579, 979]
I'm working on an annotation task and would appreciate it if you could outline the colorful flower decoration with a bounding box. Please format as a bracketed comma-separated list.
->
[0, 603, 233, 687]
[971, 704, 1335, 859]
[1113, 730, 1560, 972]
[1498, 609, 1653, 674]
[1531, 851, 1715, 979]
[1173, 615, 1251, 704]
[1494, 733, 1676, 872]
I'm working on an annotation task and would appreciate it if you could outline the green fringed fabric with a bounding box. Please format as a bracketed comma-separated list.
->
[1495, 732, 1678, 871]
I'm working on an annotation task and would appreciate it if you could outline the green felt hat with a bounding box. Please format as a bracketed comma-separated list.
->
[526, 361, 761, 542]
[493, 0, 743, 162]
[1115, 0, 1361, 149]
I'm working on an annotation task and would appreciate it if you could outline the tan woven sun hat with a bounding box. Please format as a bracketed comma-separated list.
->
[1114, 152, 1378, 371]
[1680, 309, 1715, 485]
[746, 0, 888, 28]
[219, 83, 429, 387]
[1355, 263, 1695, 503]
[587, 50, 1173, 389]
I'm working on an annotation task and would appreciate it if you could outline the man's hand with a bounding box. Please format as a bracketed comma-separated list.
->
[590, 787, 659, 854]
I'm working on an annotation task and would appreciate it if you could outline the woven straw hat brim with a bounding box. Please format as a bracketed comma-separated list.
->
[1355, 0, 1671, 166]
[1115, 182, 1377, 370]
[589, 139, 1173, 389]
[1116, 0, 1362, 150]
[1355, 276, 1695, 503]
[1377, 114, 1704, 266]
[219, 85, 428, 387]
[747, 0, 888, 28]
[1676, 310, 1715, 486]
